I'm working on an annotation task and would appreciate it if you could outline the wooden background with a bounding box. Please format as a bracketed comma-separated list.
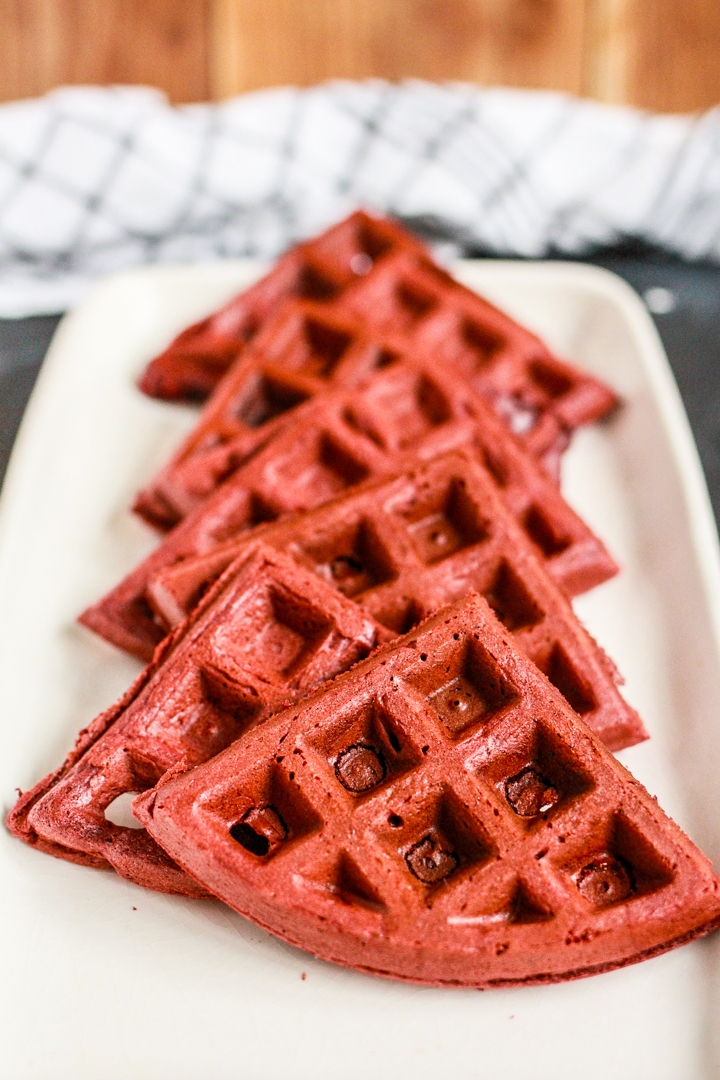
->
[1, 0, 719, 114]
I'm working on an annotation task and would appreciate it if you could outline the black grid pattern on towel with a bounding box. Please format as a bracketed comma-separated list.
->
[0, 82, 719, 312]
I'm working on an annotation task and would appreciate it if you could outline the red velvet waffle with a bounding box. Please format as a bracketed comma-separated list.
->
[135, 593, 720, 988]
[134, 300, 402, 530]
[138, 211, 617, 472]
[334, 249, 617, 467]
[135, 289, 613, 533]
[148, 451, 644, 753]
[7, 544, 384, 895]
[80, 360, 618, 661]
[138, 211, 427, 401]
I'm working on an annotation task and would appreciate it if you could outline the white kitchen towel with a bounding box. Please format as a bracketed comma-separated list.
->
[0, 80, 718, 316]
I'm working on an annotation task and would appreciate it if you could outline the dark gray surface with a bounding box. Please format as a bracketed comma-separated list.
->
[1, 260, 719, 527]
[0, 315, 62, 490]
[594, 257, 720, 526]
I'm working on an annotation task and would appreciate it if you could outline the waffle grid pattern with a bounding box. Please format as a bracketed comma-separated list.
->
[148, 452, 643, 752]
[138, 212, 426, 401]
[135, 299, 406, 529]
[8, 545, 382, 895]
[81, 359, 617, 661]
[139, 212, 616, 469]
[334, 246, 616, 462]
[137, 596, 720, 987]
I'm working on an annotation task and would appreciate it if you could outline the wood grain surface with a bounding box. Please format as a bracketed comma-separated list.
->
[1, 0, 719, 113]
[584, 0, 720, 113]
[210, 0, 586, 99]
[0, 0, 209, 104]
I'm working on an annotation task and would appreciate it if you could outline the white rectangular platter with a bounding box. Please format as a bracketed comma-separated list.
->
[2, 259, 720, 1080]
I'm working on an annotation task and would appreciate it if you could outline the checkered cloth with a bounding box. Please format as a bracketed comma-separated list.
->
[0, 81, 719, 316]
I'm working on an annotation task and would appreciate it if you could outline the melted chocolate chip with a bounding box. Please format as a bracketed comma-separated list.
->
[504, 765, 559, 817]
[576, 856, 634, 908]
[335, 744, 386, 793]
[230, 805, 287, 856]
[405, 835, 458, 884]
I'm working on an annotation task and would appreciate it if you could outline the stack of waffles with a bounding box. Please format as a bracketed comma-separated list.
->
[8, 211, 720, 988]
